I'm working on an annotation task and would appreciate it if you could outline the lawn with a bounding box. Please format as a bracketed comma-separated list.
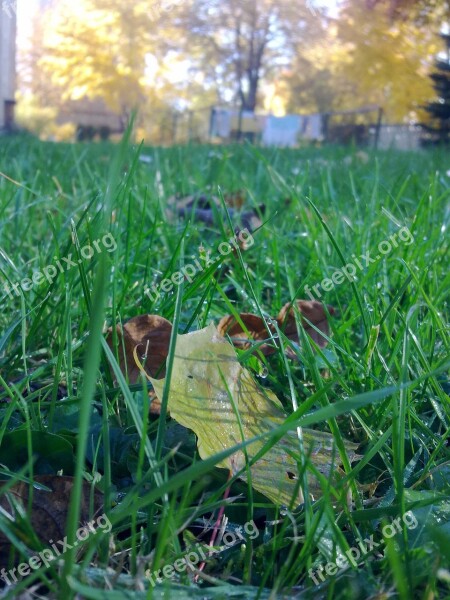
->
[0, 133, 449, 599]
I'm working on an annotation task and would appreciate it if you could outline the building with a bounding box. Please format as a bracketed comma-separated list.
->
[57, 97, 125, 141]
[0, 1, 17, 131]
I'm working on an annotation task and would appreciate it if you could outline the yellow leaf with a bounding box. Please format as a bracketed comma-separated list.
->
[150, 323, 358, 506]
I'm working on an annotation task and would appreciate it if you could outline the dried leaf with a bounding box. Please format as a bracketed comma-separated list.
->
[217, 300, 334, 357]
[277, 300, 335, 349]
[216, 313, 276, 355]
[149, 323, 358, 506]
[106, 315, 172, 384]
[224, 190, 246, 209]
[238, 207, 264, 233]
[0, 475, 103, 564]
[166, 191, 264, 232]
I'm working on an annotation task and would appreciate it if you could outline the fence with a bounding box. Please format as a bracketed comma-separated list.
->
[371, 124, 423, 151]
[62, 101, 425, 150]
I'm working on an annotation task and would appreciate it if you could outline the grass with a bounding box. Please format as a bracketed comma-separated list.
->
[0, 132, 449, 599]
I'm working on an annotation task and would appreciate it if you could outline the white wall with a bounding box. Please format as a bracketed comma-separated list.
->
[0, 2, 17, 129]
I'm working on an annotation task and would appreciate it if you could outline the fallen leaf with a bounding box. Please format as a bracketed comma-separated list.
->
[216, 313, 275, 355]
[149, 323, 358, 506]
[217, 300, 334, 357]
[107, 302, 334, 415]
[167, 190, 245, 212]
[224, 190, 246, 209]
[166, 191, 264, 232]
[106, 315, 172, 384]
[106, 315, 173, 414]
[277, 300, 335, 350]
[356, 150, 369, 164]
[238, 206, 264, 233]
[0, 475, 103, 565]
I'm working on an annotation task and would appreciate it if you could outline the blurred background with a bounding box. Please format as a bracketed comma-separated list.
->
[1, 0, 449, 149]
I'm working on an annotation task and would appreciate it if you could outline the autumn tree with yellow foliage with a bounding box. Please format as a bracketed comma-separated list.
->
[39, 0, 155, 122]
[166, 0, 317, 112]
[334, 0, 443, 121]
[281, 0, 445, 122]
[18, 0, 449, 139]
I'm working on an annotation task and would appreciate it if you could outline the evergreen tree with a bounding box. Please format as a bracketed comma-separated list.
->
[423, 31, 450, 144]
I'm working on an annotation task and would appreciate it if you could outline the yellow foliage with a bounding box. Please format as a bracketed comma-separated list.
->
[335, 1, 438, 121]
[39, 0, 154, 118]
[281, 1, 440, 122]
[18, 0, 446, 135]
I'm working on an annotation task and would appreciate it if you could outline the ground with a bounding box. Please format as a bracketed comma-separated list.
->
[0, 135, 449, 599]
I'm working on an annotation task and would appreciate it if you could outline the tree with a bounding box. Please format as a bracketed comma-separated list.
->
[327, 0, 441, 121]
[168, 0, 316, 112]
[21, 0, 448, 139]
[423, 32, 450, 143]
[16, 3, 69, 137]
[40, 0, 155, 122]
[278, 25, 359, 116]
[266, 0, 446, 121]
[359, 0, 449, 23]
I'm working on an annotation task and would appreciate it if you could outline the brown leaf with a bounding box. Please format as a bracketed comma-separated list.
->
[167, 190, 245, 212]
[217, 313, 276, 355]
[277, 300, 335, 349]
[0, 475, 103, 565]
[166, 191, 264, 232]
[106, 302, 333, 414]
[106, 315, 172, 414]
[148, 388, 161, 416]
[224, 189, 246, 208]
[166, 193, 221, 219]
[238, 205, 264, 233]
[217, 300, 335, 357]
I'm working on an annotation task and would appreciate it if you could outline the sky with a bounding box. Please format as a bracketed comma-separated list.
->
[15, 0, 342, 48]
[16, 0, 39, 46]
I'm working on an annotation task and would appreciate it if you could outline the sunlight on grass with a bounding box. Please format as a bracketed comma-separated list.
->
[0, 136, 449, 599]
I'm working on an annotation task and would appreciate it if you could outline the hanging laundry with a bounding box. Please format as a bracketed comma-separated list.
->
[262, 115, 302, 147]
[303, 114, 323, 140]
[230, 111, 265, 137]
[210, 108, 232, 138]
